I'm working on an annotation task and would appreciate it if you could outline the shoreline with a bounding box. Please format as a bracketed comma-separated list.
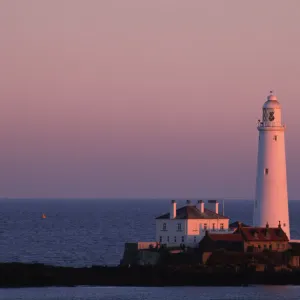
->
[2, 263, 300, 288]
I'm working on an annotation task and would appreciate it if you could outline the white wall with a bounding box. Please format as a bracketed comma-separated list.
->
[185, 218, 230, 245]
[156, 218, 230, 247]
[254, 126, 290, 239]
[156, 219, 187, 247]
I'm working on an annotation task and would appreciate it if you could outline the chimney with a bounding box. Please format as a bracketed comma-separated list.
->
[186, 200, 192, 206]
[207, 200, 219, 214]
[170, 200, 176, 219]
[197, 200, 204, 213]
[238, 221, 242, 229]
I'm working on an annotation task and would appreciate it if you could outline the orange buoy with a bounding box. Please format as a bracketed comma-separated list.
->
[42, 213, 46, 219]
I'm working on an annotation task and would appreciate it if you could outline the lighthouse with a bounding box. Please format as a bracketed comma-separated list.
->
[253, 92, 290, 239]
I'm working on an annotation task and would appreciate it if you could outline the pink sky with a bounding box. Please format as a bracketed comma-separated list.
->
[1, 0, 300, 199]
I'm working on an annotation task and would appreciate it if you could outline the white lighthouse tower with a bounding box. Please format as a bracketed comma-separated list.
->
[253, 91, 290, 239]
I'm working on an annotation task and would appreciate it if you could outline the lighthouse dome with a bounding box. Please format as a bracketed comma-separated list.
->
[263, 92, 281, 109]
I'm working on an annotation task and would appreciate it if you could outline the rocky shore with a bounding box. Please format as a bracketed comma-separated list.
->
[2, 263, 300, 287]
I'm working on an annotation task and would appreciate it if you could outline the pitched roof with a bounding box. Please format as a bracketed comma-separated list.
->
[199, 227, 289, 255]
[199, 233, 244, 253]
[229, 221, 250, 228]
[238, 226, 289, 242]
[207, 233, 244, 252]
[156, 205, 229, 220]
[208, 233, 244, 242]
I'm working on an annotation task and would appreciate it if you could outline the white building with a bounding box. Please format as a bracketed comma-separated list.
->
[253, 92, 290, 239]
[155, 200, 231, 247]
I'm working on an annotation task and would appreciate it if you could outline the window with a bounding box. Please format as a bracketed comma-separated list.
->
[193, 224, 198, 232]
[162, 223, 167, 231]
[167, 236, 169, 242]
[220, 223, 224, 230]
[181, 236, 184, 243]
[277, 243, 280, 249]
[212, 223, 215, 231]
[274, 135, 278, 141]
[194, 236, 197, 243]
[265, 168, 269, 175]
[174, 236, 176, 243]
[177, 223, 182, 232]
[269, 245, 272, 250]
[159, 236, 162, 243]
[203, 223, 207, 230]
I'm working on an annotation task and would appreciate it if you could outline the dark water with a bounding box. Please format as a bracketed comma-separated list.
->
[1, 286, 300, 300]
[1, 199, 300, 299]
[1, 199, 300, 267]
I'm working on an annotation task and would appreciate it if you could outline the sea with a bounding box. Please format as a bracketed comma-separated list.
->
[1, 198, 300, 299]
